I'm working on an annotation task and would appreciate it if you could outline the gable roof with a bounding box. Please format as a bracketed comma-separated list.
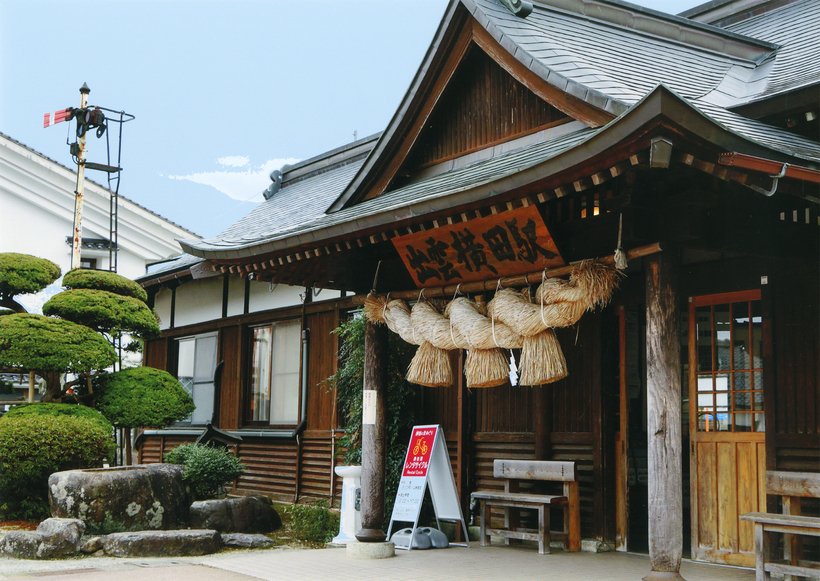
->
[327, 0, 797, 211]
[179, 84, 820, 263]
[174, 0, 819, 268]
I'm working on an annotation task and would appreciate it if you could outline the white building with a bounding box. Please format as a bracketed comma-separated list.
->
[0, 132, 198, 311]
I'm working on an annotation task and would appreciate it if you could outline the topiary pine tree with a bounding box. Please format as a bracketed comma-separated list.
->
[0, 313, 117, 401]
[0, 253, 61, 313]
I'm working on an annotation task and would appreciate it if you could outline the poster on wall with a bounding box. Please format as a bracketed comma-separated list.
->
[387, 424, 469, 550]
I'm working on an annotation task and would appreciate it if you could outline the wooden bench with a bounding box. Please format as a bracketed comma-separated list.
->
[741, 470, 820, 581]
[470, 459, 580, 555]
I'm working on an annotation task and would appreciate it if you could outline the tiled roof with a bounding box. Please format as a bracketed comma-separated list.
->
[468, 0, 768, 110]
[182, 127, 598, 256]
[724, 0, 820, 100]
[170, 0, 819, 266]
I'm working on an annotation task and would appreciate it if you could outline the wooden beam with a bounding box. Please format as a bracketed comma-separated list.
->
[356, 320, 388, 542]
[644, 253, 685, 580]
[355, 242, 661, 301]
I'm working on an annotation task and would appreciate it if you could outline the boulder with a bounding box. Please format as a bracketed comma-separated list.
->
[36, 518, 85, 556]
[0, 518, 85, 559]
[48, 464, 191, 532]
[220, 533, 274, 549]
[189, 496, 281, 533]
[0, 531, 42, 559]
[103, 529, 222, 557]
[79, 536, 104, 554]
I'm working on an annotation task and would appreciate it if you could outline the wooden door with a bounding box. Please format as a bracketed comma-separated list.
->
[689, 290, 766, 566]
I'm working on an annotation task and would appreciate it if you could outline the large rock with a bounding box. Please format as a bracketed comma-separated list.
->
[103, 529, 222, 557]
[49, 464, 191, 533]
[189, 496, 281, 533]
[0, 518, 85, 559]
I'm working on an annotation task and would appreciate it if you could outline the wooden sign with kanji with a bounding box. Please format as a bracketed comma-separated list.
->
[392, 206, 564, 287]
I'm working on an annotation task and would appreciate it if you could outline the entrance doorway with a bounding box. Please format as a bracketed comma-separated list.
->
[688, 290, 766, 566]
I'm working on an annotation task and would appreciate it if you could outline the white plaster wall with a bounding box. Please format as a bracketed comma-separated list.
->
[311, 288, 343, 302]
[154, 287, 173, 330]
[226, 276, 244, 317]
[174, 277, 223, 327]
[248, 280, 303, 313]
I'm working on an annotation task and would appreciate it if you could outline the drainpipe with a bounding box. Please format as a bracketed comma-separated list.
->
[293, 287, 311, 502]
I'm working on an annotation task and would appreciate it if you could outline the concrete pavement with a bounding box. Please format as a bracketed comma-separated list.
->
[1, 544, 755, 580]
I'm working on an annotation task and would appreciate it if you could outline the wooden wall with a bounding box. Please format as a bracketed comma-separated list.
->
[396, 44, 568, 181]
[767, 261, 819, 472]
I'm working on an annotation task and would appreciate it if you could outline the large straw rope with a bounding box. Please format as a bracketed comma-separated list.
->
[446, 297, 523, 388]
[364, 294, 450, 387]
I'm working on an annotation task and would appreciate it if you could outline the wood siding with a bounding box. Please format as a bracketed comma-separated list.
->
[768, 261, 819, 473]
[395, 44, 568, 183]
[306, 310, 340, 430]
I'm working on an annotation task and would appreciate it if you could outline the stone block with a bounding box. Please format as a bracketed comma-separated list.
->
[220, 532, 274, 549]
[103, 529, 222, 557]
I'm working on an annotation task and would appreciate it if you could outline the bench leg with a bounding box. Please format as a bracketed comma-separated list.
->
[753, 522, 769, 581]
[480, 500, 490, 548]
[567, 482, 581, 552]
[537, 504, 551, 555]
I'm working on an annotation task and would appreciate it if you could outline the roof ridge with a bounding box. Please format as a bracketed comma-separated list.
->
[280, 132, 381, 185]
[523, 0, 779, 63]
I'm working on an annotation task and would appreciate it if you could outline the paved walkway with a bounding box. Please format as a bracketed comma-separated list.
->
[1, 545, 755, 580]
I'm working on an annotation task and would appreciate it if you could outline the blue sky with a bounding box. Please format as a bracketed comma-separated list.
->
[1, 0, 704, 239]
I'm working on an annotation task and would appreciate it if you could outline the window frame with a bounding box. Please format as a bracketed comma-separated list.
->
[244, 318, 303, 428]
[172, 331, 219, 426]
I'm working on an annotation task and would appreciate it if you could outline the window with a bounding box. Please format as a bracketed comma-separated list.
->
[174, 332, 218, 424]
[248, 319, 301, 425]
[691, 291, 764, 433]
[80, 257, 98, 270]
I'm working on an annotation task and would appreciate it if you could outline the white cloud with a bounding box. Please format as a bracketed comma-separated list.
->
[217, 155, 250, 168]
[168, 157, 299, 202]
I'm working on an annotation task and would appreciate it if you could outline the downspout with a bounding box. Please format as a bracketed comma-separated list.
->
[293, 286, 311, 502]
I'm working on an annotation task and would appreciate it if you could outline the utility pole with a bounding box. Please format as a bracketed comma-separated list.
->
[70, 83, 91, 271]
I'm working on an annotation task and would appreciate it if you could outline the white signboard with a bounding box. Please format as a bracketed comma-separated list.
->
[362, 390, 377, 425]
[387, 424, 469, 549]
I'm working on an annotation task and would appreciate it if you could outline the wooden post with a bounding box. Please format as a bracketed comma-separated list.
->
[27, 371, 35, 403]
[644, 254, 686, 580]
[356, 319, 388, 542]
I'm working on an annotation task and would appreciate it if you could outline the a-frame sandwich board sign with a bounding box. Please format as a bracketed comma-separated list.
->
[386, 424, 470, 550]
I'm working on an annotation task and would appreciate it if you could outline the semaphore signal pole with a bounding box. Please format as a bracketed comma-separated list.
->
[44, 83, 134, 273]
[70, 83, 91, 271]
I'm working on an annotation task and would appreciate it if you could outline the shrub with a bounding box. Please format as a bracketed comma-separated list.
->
[164, 443, 244, 500]
[94, 367, 194, 428]
[0, 410, 114, 519]
[62, 268, 149, 303]
[4, 402, 113, 431]
[43, 289, 159, 338]
[287, 501, 340, 544]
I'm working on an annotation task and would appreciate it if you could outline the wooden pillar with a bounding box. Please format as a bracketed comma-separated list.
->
[644, 254, 685, 581]
[356, 320, 388, 542]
